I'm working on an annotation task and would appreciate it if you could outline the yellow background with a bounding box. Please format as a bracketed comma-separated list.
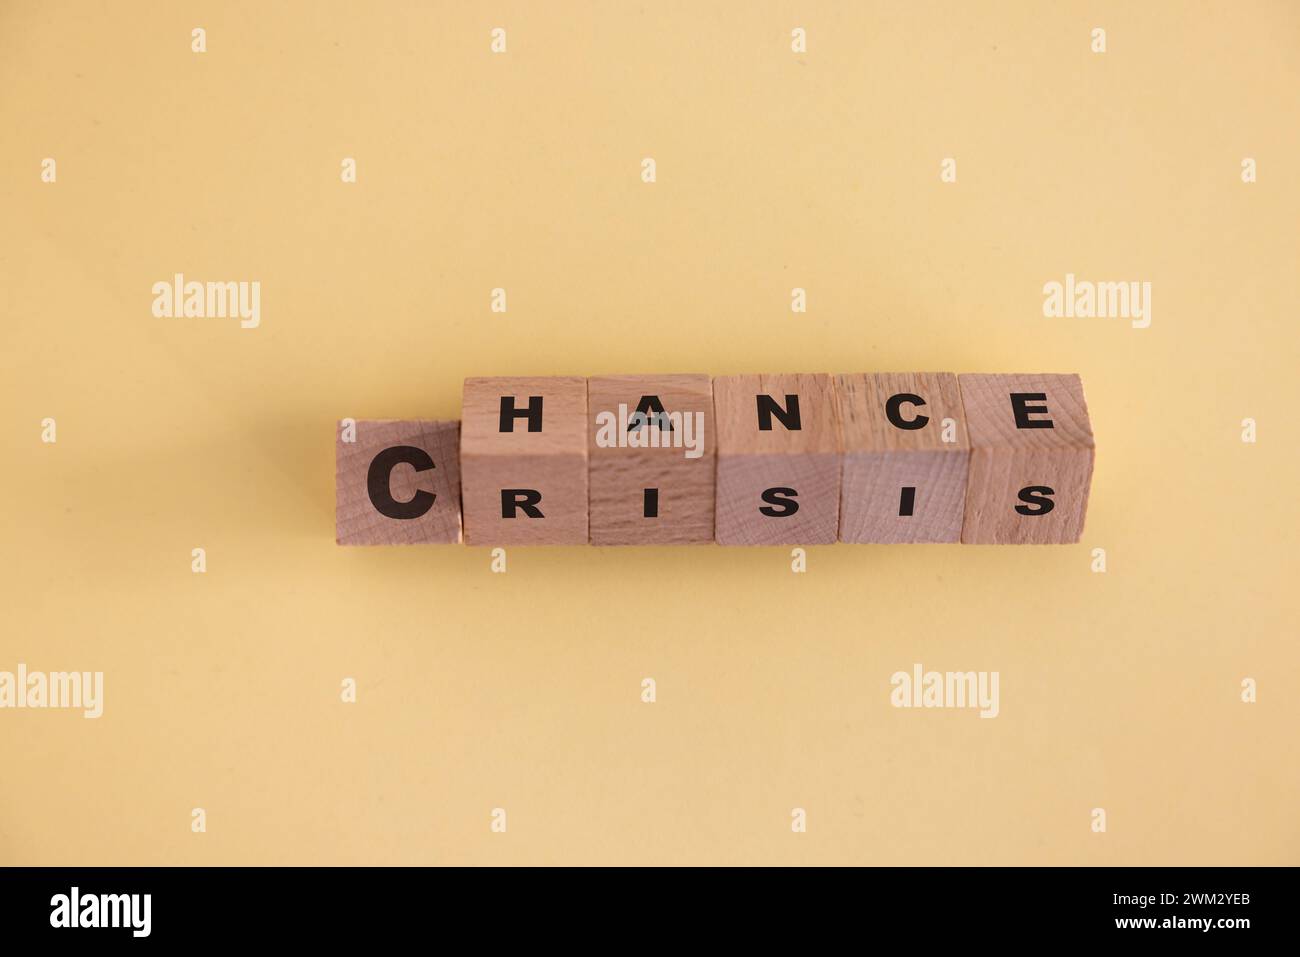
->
[2, 1, 1297, 865]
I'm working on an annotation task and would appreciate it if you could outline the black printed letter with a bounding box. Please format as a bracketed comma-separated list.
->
[885, 393, 929, 431]
[757, 395, 801, 431]
[499, 395, 543, 433]
[1015, 486, 1055, 515]
[501, 489, 544, 518]
[367, 446, 436, 520]
[1010, 393, 1053, 429]
[759, 487, 800, 517]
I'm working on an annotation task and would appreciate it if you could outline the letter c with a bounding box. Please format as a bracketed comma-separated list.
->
[367, 446, 436, 519]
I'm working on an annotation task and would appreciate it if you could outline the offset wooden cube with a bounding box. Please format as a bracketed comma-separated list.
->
[959, 373, 1095, 544]
[460, 376, 588, 545]
[336, 419, 462, 545]
[836, 372, 969, 543]
[587, 374, 715, 545]
[713, 373, 842, 545]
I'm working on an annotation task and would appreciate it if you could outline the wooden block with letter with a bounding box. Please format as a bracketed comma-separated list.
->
[335, 419, 462, 545]
[713, 373, 842, 545]
[959, 373, 1094, 544]
[587, 373, 715, 545]
[836, 372, 969, 543]
[460, 376, 589, 545]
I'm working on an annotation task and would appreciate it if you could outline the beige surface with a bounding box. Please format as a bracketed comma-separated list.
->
[1, 1, 1298, 865]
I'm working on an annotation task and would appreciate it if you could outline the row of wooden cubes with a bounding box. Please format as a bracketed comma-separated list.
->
[336, 373, 1095, 546]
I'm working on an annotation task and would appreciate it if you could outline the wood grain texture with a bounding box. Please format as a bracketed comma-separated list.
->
[460, 376, 588, 545]
[713, 373, 842, 545]
[959, 373, 1095, 544]
[335, 419, 462, 545]
[836, 372, 969, 543]
[587, 373, 715, 545]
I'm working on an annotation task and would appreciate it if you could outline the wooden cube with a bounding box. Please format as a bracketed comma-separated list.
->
[587, 374, 715, 545]
[335, 419, 462, 545]
[460, 376, 588, 545]
[959, 373, 1095, 544]
[836, 372, 969, 543]
[713, 373, 842, 545]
